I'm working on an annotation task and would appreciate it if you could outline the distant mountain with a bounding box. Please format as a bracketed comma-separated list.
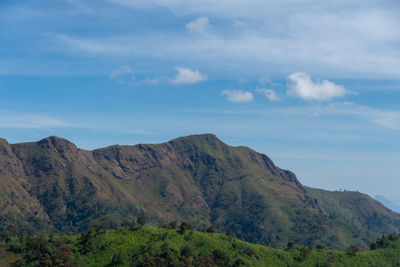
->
[374, 195, 400, 213]
[1, 134, 400, 249]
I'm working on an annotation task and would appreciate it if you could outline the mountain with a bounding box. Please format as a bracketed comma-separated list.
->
[374, 195, 400, 213]
[1, 134, 400, 249]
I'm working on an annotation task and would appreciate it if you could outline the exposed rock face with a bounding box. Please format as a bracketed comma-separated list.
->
[0, 134, 399, 249]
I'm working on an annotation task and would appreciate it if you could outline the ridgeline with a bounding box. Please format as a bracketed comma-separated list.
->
[1, 134, 400, 250]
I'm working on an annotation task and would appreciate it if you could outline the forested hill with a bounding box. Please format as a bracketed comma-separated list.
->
[2, 226, 400, 266]
[1, 134, 399, 249]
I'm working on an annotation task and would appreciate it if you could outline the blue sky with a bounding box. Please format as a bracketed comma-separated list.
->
[1, 0, 400, 201]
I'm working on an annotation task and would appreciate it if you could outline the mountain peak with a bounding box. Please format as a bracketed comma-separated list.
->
[169, 133, 225, 145]
[37, 136, 78, 153]
[166, 134, 229, 153]
[0, 137, 9, 146]
[0, 138, 11, 157]
[173, 133, 220, 140]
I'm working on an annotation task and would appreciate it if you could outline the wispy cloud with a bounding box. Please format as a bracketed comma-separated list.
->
[59, 35, 129, 55]
[171, 67, 207, 84]
[109, 66, 169, 85]
[186, 17, 209, 33]
[338, 104, 400, 131]
[141, 77, 165, 85]
[179, 102, 400, 132]
[109, 65, 135, 84]
[0, 113, 72, 129]
[221, 90, 254, 103]
[280, 102, 400, 131]
[109, 66, 206, 86]
[102, 0, 400, 79]
[287, 72, 355, 101]
[3, 1, 400, 78]
[257, 88, 280, 101]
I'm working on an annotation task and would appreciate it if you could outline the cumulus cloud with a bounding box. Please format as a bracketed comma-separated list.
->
[221, 90, 254, 103]
[287, 72, 354, 101]
[171, 67, 207, 84]
[257, 88, 280, 101]
[185, 17, 209, 32]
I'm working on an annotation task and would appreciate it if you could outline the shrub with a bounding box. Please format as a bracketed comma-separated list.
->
[168, 221, 177, 229]
[137, 216, 147, 227]
[121, 219, 132, 229]
[213, 249, 231, 265]
[294, 246, 310, 262]
[346, 245, 359, 256]
[300, 246, 310, 257]
[286, 241, 294, 249]
[194, 254, 216, 267]
[240, 246, 258, 259]
[233, 258, 246, 267]
[178, 222, 192, 234]
[206, 225, 217, 234]
[225, 229, 235, 238]
[110, 252, 123, 265]
[140, 243, 155, 256]
[180, 245, 194, 258]
[161, 232, 169, 240]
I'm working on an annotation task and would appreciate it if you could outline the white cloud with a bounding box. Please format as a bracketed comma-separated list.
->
[186, 17, 209, 33]
[171, 67, 207, 84]
[279, 102, 400, 131]
[4, 1, 400, 78]
[0, 113, 71, 129]
[221, 90, 254, 103]
[287, 72, 354, 101]
[258, 77, 271, 85]
[109, 65, 133, 79]
[109, 65, 135, 84]
[141, 77, 164, 85]
[336, 103, 400, 131]
[257, 88, 280, 101]
[233, 20, 247, 27]
[110, 66, 206, 86]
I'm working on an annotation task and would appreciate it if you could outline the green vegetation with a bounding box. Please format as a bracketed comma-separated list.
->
[1, 134, 400, 250]
[1, 226, 400, 266]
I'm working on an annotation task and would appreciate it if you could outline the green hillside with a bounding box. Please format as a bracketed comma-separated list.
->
[2, 226, 400, 266]
[1, 134, 399, 249]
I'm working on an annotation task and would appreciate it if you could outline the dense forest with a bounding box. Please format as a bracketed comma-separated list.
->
[1, 219, 400, 266]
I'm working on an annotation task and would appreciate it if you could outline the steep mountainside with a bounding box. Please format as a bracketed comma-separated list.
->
[1, 134, 399, 249]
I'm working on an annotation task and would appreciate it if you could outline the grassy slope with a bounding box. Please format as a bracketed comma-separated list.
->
[3, 227, 400, 266]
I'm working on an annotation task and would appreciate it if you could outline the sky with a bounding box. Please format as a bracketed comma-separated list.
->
[1, 0, 400, 201]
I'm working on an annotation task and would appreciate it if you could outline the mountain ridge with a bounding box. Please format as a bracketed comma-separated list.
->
[1, 134, 399, 249]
